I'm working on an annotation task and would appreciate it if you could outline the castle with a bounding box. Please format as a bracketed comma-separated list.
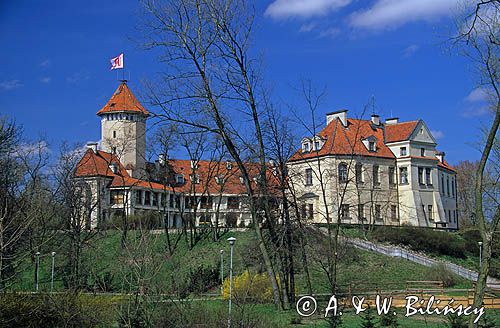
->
[74, 82, 457, 229]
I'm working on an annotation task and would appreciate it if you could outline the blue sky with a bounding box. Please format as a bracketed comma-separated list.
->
[0, 0, 492, 164]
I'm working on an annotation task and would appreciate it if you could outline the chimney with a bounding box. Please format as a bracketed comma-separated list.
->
[86, 142, 98, 154]
[326, 110, 348, 127]
[371, 114, 380, 126]
[436, 151, 445, 163]
[385, 117, 399, 125]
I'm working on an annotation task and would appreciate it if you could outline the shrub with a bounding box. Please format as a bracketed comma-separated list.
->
[371, 227, 467, 258]
[379, 312, 399, 327]
[0, 292, 114, 327]
[222, 270, 275, 303]
[427, 263, 457, 287]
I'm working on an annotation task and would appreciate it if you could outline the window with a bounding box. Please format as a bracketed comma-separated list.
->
[355, 163, 363, 184]
[215, 175, 224, 185]
[425, 168, 432, 185]
[421, 148, 425, 157]
[391, 205, 397, 221]
[305, 168, 313, 186]
[446, 176, 450, 196]
[368, 141, 376, 152]
[176, 174, 185, 184]
[112, 146, 117, 154]
[301, 203, 314, 220]
[152, 192, 158, 207]
[227, 197, 240, 209]
[113, 131, 117, 138]
[373, 165, 379, 186]
[400, 147, 407, 156]
[341, 204, 350, 219]
[144, 191, 151, 205]
[314, 141, 320, 150]
[201, 196, 213, 209]
[110, 190, 124, 205]
[399, 167, 408, 184]
[302, 142, 310, 152]
[339, 163, 348, 183]
[389, 167, 395, 185]
[375, 204, 382, 220]
[135, 190, 142, 205]
[358, 204, 365, 221]
[441, 175, 444, 194]
[451, 178, 455, 197]
[418, 167, 424, 184]
[308, 204, 313, 219]
[428, 205, 433, 220]
[448, 210, 452, 223]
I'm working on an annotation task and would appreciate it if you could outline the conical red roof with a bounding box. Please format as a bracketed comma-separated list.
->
[96, 81, 149, 116]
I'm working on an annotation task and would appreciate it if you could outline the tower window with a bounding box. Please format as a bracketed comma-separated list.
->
[113, 131, 116, 138]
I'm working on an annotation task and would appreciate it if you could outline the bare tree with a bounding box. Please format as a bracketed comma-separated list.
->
[454, 2, 500, 326]
[141, 0, 284, 308]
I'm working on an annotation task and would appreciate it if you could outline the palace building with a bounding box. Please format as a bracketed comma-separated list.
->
[287, 110, 458, 229]
[75, 82, 457, 230]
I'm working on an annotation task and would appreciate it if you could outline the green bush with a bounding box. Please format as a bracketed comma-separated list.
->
[427, 263, 457, 287]
[0, 292, 114, 327]
[371, 227, 467, 258]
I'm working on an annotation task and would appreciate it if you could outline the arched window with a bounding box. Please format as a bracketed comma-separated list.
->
[338, 163, 348, 183]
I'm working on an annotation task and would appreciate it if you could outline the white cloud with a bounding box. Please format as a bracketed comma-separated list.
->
[0, 79, 23, 91]
[67, 71, 90, 84]
[462, 105, 491, 117]
[265, 0, 352, 19]
[40, 77, 52, 84]
[349, 0, 461, 30]
[299, 22, 317, 33]
[431, 130, 444, 139]
[464, 87, 489, 103]
[319, 27, 341, 38]
[402, 44, 419, 57]
[39, 59, 51, 68]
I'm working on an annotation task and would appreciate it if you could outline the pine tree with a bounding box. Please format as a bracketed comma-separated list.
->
[379, 312, 398, 327]
[360, 306, 377, 328]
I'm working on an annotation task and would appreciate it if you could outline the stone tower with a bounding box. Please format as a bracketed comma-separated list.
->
[96, 80, 149, 178]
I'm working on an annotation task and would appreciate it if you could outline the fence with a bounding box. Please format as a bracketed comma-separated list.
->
[346, 237, 500, 288]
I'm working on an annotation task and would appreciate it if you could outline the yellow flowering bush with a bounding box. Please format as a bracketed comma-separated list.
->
[222, 270, 275, 303]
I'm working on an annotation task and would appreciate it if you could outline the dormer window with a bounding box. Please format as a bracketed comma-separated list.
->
[215, 175, 224, 184]
[176, 174, 185, 184]
[314, 141, 320, 150]
[226, 162, 232, 170]
[362, 136, 377, 152]
[302, 142, 311, 153]
[190, 174, 200, 184]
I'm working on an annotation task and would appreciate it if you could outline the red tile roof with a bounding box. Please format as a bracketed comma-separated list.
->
[96, 81, 149, 116]
[384, 121, 419, 143]
[289, 118, 396, 162]
[75, 149, 280, 194]
[438, 160, 456, 173]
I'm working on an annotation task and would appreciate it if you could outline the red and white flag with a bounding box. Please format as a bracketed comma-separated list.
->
[110, 53, 124, 70]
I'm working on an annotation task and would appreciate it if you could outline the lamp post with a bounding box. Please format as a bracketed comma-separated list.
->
[478, 241, 483, 269]
[227, 237, 236, 328]
[35, 251, 40, 292]
[50, 251, 56, 292]
[220, 249, 224, 295]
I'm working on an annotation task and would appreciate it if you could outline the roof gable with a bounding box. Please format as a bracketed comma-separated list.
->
[409, 120, 437, 144]
[384, 120, 419, 143]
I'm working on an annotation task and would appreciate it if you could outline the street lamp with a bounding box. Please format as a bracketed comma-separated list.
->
[227, 237, 236, 328]
[220, 249, 224, 295]
[478, 241, 483, 269]
[50, 252, 56, 292]
[35, 251, 40, 292]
